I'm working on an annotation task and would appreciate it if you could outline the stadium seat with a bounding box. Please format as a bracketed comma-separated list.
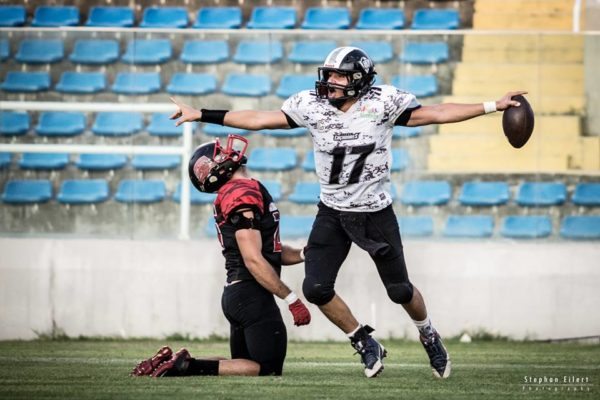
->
[0, 111, 30, 136]
[166, 73, 217, 96]
[2, 180, 52, 204]
[115, 180, 166, 203]
[222, 73, 271, 97]
[350, 41, 394, 64]
[86, 7, 134, 27]
[0, 5, 26, 27]
[140, 7, 188, 28]
[260, 127, 308, 138]
[288, 182, 321, 204]
[193, 7, 242, 29]
[202, 124, 248, 137]
[288, 41, 337, 64]
[205, 218, 218, 236]
[572, 183, 600, 206]
[443, 215, 494, 238]
[400, 42, 449, 64]
[301, 151, 315, 171]
[301, 7, 350, 29]
[560, 216, 600, 239]
[0, 39, 9, 61]
[501, 215, 552, 239]
[56, 72, 106, 94]
[261, 181, 283, 202]
[15, 39, 64, 64]
[180, 40, 229, 64]
[121, 39, 172, 64]
[32, 6, 79, 26]
[112, 72, 161, 95]
[0, 152, 10, 168]
[411, 9, 460, 30]
[70, 39, 119, 65]
[355, 8, 405, 30]
[280, 215, 315, 238]
[92, 112, 143, 136]
[247, 7, 296, 29]
[247, 148, 297, 171]
[459, 181, 510, 206]
[391, 148, 410, 172]
[35, 111, 86, 137]
[276, 74, 315, 98]
[75, 154, 127, 171]
[233, 41, 283, 65]
[393, 126, 422, 139]
[0, 72, 50, 92]
[516, 182, 567, 206]
[173, 182, 216, 204]
[401, 181, 452, 206]
[398, 215, 434, 237]
[131, 155, 181, 170]
[147, 113, 184, 137]
[19, 153, 69, 170]
[392, 75, 438, 97]
[57, 179, 110, 205]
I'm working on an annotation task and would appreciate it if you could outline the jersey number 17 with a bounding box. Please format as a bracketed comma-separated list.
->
[328, 143, 375, 184]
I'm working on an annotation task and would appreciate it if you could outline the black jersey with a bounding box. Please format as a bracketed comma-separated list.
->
[213, 178, 282, 283]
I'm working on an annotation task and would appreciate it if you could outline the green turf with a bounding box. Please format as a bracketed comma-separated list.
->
[0, 339, 597, 399]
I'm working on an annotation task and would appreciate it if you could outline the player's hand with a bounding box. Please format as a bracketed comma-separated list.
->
[169, 97, 202, 126]
[288, 299, 311, 326]
[495, 91, 528, 111]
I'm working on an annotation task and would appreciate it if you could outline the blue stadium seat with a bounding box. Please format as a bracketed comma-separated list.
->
[1, 72, 50, 92]
[0, 6, 26, 27]
[70, 39, 119, 64]
[261, 181, 282, 202]
[301, 7, 350, 29]
[92, 112, 143, 136]
[350, 41, 394, 64]
[398, 216, 434, 237]
[35, 111, 86, 137]
[393, 126, 422, 139]
[501, 216, 552, 239]
[392, 75, 438, 97]
[57, 179, 110, 205]
[140, 7, 188, 28]
[280, 215, 315, 238]
[112, 72, 161, 95]
[147, 113, 184, 137]
[401, 181, 451, 206]
[444, 215, 494, 238]
[202, 125, 248, 137]
[19, 153, 69, 170]
[193, 7, 242, 29]
[391, 148, 410, 172]
[131, 155, 181, 170]
[115, 180, 166, 203]
[301, 151, 315, 171]
[2, 180, 52, 204]
[0, 152, 11, 168]
[173, 182, 216, 204]
[233, 41, 283, 65]
[572, 183, 600, 206]
[516, 182, 566, 206]
[121, 39, 172, 64]
[0, 111, 30, 136]
[16, 39, 64, 64]
[412, 9, 460, 30]
[32, 6, 79, 26]
[222, 73, 271, 97]
[459, 181, 510, 206]
[205, 218, 218, 237]
[260, 127, 307, 138]
[356, 8, 405, 30]
[0, 39, 9, 61]
[86, 7, 134, 27]
[560, 216, 600, 240]
[247, 148, 297, 171]
[56, 72, 106, 94]
[400, 42, 449, 64]
[276, 74, 315, 98]
[180, 40, 229, 64]
[167, 73, 217, 96]
[248, 7, 296, 29]
[76, 154, 127, 171]
[288, 41, 337, 64]
[289, 182, 320, 204]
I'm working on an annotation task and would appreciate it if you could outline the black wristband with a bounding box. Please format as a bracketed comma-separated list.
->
[200, 109, 228, 125]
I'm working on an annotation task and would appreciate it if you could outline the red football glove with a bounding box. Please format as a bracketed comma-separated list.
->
[288, 299, 311, 326]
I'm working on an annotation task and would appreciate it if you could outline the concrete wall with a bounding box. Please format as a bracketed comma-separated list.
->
[1, 238, 599, 341]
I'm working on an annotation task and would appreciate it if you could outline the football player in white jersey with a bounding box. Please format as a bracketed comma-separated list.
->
[170, 47, 525, 379]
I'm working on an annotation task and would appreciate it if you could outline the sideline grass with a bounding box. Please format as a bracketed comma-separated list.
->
[0, 339, 598, 399]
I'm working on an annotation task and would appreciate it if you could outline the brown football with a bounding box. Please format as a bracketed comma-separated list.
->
[502, 95, 534, 148]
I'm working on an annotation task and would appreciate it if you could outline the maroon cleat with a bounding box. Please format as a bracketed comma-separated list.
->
[131, 346, 173, 377]
[151, 348, 191, 378]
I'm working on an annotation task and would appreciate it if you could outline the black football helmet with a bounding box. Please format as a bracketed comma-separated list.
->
[316, 47, 377, 108]
[188, 134, 248, 193]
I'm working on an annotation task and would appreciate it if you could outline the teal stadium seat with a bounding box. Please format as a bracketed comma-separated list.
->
[70, 40, 119, 64]
[112, 72, 161, 95]
[560, 216, 600, 240]
[391, 148, 410, 171]
[20, 153, 69, 170]
[1, 72, 50, 92]
[276, 74, 314, 98]
[57, 179, 110, 205]
[400, 42, 449, 64]
[247, 148, 297, 171]
[86, 7, 134, 27]
[202, 125, 248, 137]
[412, 9, 460, 30]
[233, 41, 283, 65]
[115, 180, 166, 203]
[260, 127, 307, 138]
[393, 126, 422, 139]
[301, 151, 315, 171]
[222, 73, 271, 97]
[193, 7, 242, 29]
[32, 6, 79, 26]
[147, 113, 184, 137]
[392, 75, 438, 97]
[121, 39, 172, 64]
[289, 41, 337, 64]
[401, 181, 451, 206]
[131, 155, 181, 170]
[0, 152, 10, 168]
[247, 7, 296, 29]
[355, 8, 404, 30]
[181, 40, 229, 64]
[261, 181, 283, 202]
[444, 215, 494, 238]
[398, 216, 434, 237]
[516, 182, 566, 206]
[56, 72, 106, 94]
[16, 40, 64, 64]
[501, 216, 552, 239]
[35, 111, 86, 137]
[2, 180, 52, 204]
[280, 216, 315, 238]
[350, 41, 394, 64]
[140, 7, 188, 28]
[0, 111, 30, 136]
[289, 182, 321, 204]
[0, 6, 26, 27]
[0, 39, 9, 61]
[301, 8, 350, 30]
[459, 181, 510, 206]
[167, 73, 217, 96]
[173, 182, 216, 204]
[572, 183, 600, 206]
[92, 112, 143, 136]
[76, 154, 127, 171]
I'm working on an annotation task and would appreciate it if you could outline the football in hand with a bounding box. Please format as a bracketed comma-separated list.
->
[502, 95, 534, 148]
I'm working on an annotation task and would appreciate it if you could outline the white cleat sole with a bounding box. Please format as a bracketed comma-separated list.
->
[432, 359, 452, 379]
[364, 347, 387, 378]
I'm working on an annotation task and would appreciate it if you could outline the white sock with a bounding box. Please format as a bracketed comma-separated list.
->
[413, 316, 435, 338]
[346, 324, 362, 339]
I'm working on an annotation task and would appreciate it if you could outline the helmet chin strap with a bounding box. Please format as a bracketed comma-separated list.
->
[328, 97, 349, 109]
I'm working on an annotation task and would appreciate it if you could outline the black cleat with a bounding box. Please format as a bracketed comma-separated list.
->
[151, 348, 191, 378]
[420, 331, 451, 379]
[351, 326, 387, 378]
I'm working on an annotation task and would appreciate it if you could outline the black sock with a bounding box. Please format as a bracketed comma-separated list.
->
[186, 358, 220, 376]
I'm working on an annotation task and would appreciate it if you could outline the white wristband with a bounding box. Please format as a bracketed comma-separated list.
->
[284, 292, 298, 305]
[299, 247, 305, 261]
[483, 101, 497, 114]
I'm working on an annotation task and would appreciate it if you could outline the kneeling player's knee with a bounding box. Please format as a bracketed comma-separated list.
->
[385, 282, 414, 304]
[302, 277, 335, 306]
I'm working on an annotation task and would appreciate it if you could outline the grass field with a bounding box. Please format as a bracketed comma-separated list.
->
[0, 339, 598, 399]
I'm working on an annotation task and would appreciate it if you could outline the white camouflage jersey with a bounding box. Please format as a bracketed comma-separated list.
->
[282, 85, 420, 212]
